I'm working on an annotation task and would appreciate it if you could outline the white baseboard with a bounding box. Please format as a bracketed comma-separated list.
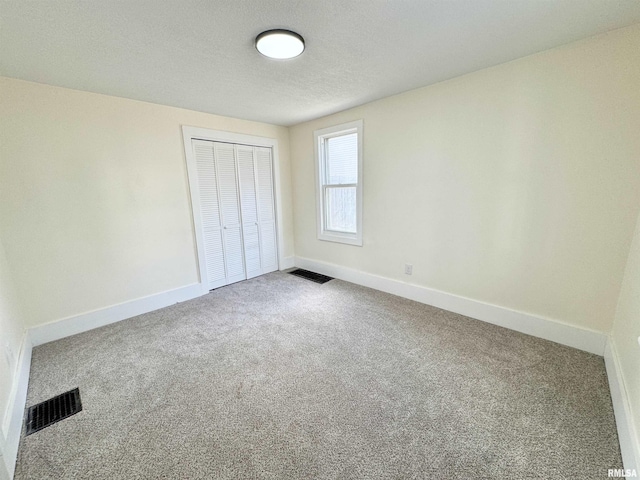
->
[1, 333, 32, 480]
[294, 256, 608, 356]
[1, 283, 204, 478]
[0, 262, 616, 479]
[29, 283, 203, 347]
[279, 256, 295, 270]
[605, 339, 640, 473]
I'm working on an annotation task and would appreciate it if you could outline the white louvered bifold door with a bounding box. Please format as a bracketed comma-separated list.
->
[255, 147, 278, 273]
[236, 145, 262, 279]
[192, 140, 226, 289]
[214, 142, 247, 285]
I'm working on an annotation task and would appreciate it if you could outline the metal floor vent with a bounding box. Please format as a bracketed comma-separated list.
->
[289, 269, 334, 284]
[26, 388, 82, 435]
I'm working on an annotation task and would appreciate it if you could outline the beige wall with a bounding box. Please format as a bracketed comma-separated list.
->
[612, 209, 640, 457]
[0, 77, 293, 328]
[0, 237, 25, 439]
[289, 24, 640, 333]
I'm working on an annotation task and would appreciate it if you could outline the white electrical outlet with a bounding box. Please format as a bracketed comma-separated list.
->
[404, 264, 413, 275]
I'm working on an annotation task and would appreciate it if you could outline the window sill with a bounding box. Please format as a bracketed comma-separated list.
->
[318, 231, 363, 246]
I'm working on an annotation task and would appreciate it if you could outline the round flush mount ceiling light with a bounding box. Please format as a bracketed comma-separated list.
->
[255, 29, 305, 59]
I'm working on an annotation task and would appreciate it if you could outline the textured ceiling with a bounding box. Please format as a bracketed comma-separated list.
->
[1, 1, 640, 126]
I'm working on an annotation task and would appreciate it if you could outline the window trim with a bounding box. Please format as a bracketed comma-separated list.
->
[314, 120, 363, 246]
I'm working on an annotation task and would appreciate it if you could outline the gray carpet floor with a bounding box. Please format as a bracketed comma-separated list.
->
[15, 272, 621, 479]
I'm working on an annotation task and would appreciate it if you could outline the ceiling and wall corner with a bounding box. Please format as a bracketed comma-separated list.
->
[0, 0, 637, 371]
[0, 3, 639, 476]
[1, 1, 640, 126]
[0, 1, 637, 350]
[289, 23, 640, 334]
[0, 76, 293, 329]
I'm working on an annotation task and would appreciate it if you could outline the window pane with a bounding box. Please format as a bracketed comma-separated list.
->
[327, 133, 357, 184]
[325, 186, 356, 233]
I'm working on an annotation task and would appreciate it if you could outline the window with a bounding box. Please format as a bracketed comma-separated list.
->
[314, 120, 363, 246]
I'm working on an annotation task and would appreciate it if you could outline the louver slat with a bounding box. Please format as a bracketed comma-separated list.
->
[237, 145, 262, 278]
[193, 140, 226, 288]
[256, 147, 278, 273]
[214, 142, 246, 284]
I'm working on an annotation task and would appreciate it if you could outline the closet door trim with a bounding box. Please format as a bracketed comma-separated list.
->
[183, 126, 284, 294]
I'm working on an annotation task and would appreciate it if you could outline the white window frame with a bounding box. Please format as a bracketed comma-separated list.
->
[314, 120, 363, 246]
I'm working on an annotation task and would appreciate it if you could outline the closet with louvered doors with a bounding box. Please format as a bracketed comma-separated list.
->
[191, 139, 278, 290]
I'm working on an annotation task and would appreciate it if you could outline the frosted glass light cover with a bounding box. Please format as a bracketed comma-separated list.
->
[256, 30, 305, 59]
